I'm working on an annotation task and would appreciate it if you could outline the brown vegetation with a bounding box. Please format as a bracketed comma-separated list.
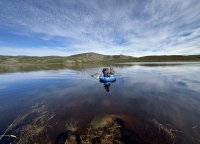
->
[9, 103, 55, 144]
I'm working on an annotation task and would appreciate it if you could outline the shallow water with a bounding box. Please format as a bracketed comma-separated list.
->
[0, 62, 200, 143]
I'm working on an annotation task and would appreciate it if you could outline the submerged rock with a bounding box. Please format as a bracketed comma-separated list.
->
[55, 115, 141, 144]
[54, 131, 80, 144]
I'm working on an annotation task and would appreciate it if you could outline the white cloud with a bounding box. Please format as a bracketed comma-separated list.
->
[0, 0, 199, 56]
[0, 46, 74, 56]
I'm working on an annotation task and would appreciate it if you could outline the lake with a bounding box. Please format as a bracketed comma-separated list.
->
[0, 62, 200, 144]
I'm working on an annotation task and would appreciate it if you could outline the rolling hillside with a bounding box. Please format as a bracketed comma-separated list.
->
[0, 53, 200, 65]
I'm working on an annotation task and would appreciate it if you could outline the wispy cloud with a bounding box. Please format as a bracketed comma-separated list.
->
[0, 0, 199, 56]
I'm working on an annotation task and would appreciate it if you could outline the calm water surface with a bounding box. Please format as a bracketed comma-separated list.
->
[0, 63, 200, 143]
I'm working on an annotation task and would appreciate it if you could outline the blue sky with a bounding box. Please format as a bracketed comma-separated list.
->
[0, 0, 200, 56]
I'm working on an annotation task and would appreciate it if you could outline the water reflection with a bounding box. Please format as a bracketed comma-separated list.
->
[103, 82, 111, 92]
[100, 82, 115, 92]
[0, 62, 200, 144]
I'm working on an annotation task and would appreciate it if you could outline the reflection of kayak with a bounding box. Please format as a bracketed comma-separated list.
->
[99, 76, 116, 82]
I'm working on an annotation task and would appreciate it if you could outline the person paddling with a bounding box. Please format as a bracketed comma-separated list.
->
[102, 68, 109, 77]
[100, 67, 116, 82]
[109, 67, 114, 76]
[102, 67, 114, 77]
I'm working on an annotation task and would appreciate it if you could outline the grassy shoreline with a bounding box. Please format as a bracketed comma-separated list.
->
[0, 53, 200, 73]
[0, 53, 200, 65]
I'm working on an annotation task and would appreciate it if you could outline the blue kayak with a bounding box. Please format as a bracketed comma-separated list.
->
[99, 76, 116, 82]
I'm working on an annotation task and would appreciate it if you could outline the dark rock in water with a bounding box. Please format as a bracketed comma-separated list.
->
[54, 131, 80, 144]
[55, 115, 141, 144]
[0, 136, 16, 144]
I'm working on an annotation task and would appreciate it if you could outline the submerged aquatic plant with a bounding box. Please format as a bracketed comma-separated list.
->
[152, 119, 182, 144]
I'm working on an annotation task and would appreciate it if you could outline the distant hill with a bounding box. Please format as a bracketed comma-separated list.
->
[0, 53, 200, 65]
[137, 55, 200, 62]
[67, 52, 134, 63]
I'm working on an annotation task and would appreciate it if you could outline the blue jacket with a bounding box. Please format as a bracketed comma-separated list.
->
[103, 70, 109, 77]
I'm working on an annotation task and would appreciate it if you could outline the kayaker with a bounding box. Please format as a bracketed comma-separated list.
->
[102, 68, 109, 77]
[109, 67, 114, 76]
